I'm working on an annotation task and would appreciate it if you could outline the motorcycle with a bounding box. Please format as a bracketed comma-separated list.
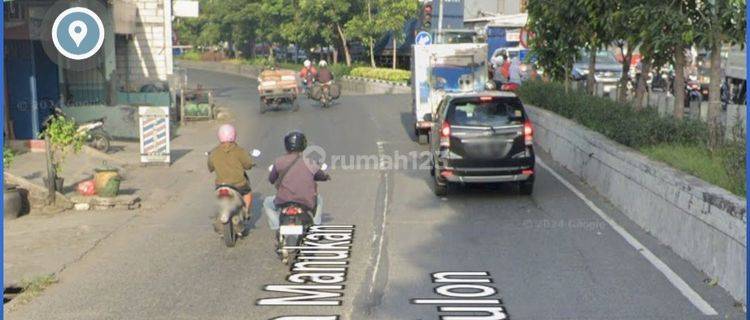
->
[275, 163, 329, 265]
[302, 78, 315, 99]
[46, 108, 112, 153]
[685, 80, 703, 108]
[79, 118, 111, 153]
[310, 81, 340, 108]
[210, 149, 262, 247]
[319, 83, 332, 108]
[651, 71, 670, 92]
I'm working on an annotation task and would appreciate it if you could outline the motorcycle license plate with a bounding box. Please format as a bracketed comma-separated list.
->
[280, 225, 304, 236]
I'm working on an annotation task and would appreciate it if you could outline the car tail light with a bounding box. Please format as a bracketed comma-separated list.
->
[480, 96, 493, 101]
[522, 169, 534, 176]
[218, 189, 233, 199]
[282, 206, 302, 216]
[440, 170, 454, 178]
[523, 120, 533, 146]
[440, 121, 451, 148]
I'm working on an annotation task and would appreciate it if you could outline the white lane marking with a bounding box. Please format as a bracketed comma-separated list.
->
[370, 141, 390, 294]
[537, 159, 718, 315]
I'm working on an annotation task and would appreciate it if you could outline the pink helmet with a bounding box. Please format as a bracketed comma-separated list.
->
[217, 124, 237, 143]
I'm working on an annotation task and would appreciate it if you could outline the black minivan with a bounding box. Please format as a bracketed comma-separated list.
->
[426, 91, 535, 196]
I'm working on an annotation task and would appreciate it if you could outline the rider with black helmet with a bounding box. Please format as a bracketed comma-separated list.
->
[263, 131, 329, 230]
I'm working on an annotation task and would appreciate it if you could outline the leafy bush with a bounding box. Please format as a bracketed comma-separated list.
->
[518, 80, 745, 196]
[349, 67, 410, 84]
[244, 58, 355, 78]
[40, 115, 86, 174]
[721, 139, 746, 196]
[4, 147, 14, 169]
[180, 50, 202, 61]
[516, 81, 707, 148]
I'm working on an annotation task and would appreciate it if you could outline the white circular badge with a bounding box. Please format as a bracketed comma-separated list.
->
[51, 7, 105, 60]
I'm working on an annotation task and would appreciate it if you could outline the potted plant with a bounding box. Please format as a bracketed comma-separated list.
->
[4, 146, 22, 219]
[41, 115, 86, 191]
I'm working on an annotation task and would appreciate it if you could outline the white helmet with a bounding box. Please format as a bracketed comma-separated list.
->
[318, 60, 328, 67]
[304, 60, 312, 68]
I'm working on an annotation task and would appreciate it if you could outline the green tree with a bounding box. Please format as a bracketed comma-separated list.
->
[610, 1, 648, 104]
[375, 0, 418, 69]
[295, 0, 361, 67]
[580, 0, 617, 94]
[527, 0, 588, 89]
[347, 0, 379, 67]
[691, 0, 746, 148]
[257, 0, 296, 61]
[635, 0, 696, 119]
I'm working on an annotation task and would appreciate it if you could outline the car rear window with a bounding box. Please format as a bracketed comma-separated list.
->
[447, 98, 524, 127]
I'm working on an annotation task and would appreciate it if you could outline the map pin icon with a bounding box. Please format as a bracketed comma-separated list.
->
[69, 20, 87, 47]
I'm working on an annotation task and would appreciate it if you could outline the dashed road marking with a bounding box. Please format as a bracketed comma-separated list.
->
[369, 142, 390, 294]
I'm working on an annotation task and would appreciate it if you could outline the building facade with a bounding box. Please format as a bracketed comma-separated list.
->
[4, 0, 174, 140]
[464, 0, 527, 20]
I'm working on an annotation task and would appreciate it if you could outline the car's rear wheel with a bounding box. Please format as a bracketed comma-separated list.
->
[259, 99, 268, 114]
[519, 180, 534, 195]
[432, 162, 448, 196]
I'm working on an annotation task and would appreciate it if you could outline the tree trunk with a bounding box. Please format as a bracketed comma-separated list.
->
[587, 47, 597, 94]
[369, 38, 376, 68]
[707, 40, 723, 149]
[333, 47, 339, 65]
[673, 48, 686, 119]
[564, 64, 572, 93]
[268, 45, 274, 62]
[336, 23, 352, 67]
[618, 46, 632, 103]
[367, 0, 375, 68]
[635, 60, 652, 111]
[392, 36, 397, 69]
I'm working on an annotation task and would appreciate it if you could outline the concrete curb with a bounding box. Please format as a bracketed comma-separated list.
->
[526, 104, 746, 303]
[341, 75, 410, 87]
[4, 172, 73, 210]
[176, 60, 410, 95]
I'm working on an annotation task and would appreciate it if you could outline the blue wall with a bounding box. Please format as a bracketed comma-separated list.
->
[5, 40, 58, 139]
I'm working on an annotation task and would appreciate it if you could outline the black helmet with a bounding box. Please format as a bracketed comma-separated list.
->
[284, 131, 307, 153]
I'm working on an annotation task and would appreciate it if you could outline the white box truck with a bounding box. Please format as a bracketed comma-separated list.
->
[411, 43, 489, 144]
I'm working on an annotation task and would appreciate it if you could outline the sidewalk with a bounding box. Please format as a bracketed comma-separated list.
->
[3, 120, 223, 296]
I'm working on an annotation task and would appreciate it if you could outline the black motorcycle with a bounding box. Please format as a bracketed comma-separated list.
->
[275, 163, 329, 265]
[276, 202, 316, 265]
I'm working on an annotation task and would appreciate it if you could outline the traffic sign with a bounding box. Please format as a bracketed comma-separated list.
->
[416, 31, 432, 46]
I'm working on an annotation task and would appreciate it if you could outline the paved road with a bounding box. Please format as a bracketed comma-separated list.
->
[7, 69, 744, 320]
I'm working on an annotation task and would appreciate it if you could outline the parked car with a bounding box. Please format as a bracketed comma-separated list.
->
[572, 50, 622, 94]
[425, 91, 535, 196]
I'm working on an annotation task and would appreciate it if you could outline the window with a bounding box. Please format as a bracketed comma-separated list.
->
[447, 98, 523, 127]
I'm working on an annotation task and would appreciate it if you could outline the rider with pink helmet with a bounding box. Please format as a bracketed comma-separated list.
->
[208, 124, 254, 213]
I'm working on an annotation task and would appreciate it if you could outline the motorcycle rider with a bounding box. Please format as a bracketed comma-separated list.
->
[316, 60, 334, 84]
[299, 60, 317, 93]
[263, 131, 329, 230]
[208, 124, 254, 215]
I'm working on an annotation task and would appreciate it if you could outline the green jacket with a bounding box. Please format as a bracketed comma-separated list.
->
[208, 143, 253, 187]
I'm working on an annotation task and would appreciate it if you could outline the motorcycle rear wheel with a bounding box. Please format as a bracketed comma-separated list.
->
[223, 222, 236, 247]
[88, 129, 111, 153]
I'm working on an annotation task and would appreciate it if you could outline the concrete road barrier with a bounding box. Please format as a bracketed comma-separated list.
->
[526, 105, 747, 303]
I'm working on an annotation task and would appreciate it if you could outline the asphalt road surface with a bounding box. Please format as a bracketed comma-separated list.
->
[7, 69, 744, 320]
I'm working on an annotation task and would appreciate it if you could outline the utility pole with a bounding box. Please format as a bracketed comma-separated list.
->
[437, 0, 444, 43]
